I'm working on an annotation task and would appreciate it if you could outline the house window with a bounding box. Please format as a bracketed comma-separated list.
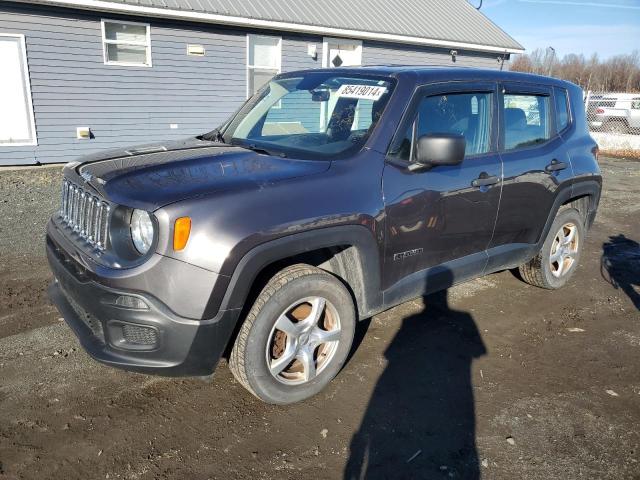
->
[102, 20, 151, 66]
[247, 35, 281, 97]
[0, 34, 36, 146]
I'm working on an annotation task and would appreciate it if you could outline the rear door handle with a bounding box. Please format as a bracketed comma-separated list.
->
[545, 160, 568, 172]
[471, 174, 500, 188]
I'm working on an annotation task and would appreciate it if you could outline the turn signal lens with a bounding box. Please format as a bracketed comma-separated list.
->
[114, 295, 149, 310]
[173, 217, 191, 251]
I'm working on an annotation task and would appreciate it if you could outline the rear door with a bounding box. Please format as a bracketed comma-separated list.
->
[382, 82, 502, 293]
[488, 82, 573, 255]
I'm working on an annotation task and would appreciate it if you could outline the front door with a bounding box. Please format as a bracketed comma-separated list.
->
[382, 83, 502, 299]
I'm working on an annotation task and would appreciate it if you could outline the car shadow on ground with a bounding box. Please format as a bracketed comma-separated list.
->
[344, 270, 486, 479]
[601, 234, 640, 311]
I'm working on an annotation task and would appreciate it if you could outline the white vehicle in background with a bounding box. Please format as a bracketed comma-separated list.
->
[587, 92, 640, 134]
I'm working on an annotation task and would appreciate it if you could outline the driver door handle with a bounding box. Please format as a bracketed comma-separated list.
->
[545, 159, 568, 172]
[471, 174, 500, 188]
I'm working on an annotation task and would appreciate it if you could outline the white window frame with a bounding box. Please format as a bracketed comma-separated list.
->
[0, 33, 37, 147]
[246, 34, 282, 99]
[101, 19, 152, 67]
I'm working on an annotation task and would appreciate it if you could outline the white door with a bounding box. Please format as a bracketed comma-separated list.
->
[0, 34, 36, 145]
[320, 38, 363, 129]
[323, 38, 362, 68]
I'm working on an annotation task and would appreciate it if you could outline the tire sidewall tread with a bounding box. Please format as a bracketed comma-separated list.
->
[519, 207, 585, 289]
[229, 264, 355, 405]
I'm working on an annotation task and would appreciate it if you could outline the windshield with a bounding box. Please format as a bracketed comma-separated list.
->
[220, 73, 395, 160]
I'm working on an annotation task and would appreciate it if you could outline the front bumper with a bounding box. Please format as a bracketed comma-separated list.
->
[47, 234, 240, 376]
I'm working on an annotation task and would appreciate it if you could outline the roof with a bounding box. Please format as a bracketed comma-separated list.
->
[24, 0, 524, 54]
[282, 66, 576, 89]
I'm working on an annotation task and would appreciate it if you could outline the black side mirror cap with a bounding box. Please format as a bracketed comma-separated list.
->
[412, 133, 466, 169]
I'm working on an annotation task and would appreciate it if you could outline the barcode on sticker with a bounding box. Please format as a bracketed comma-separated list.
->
[337, 84, 387, 101]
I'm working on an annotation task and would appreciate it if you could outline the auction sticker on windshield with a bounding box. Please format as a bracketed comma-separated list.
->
[337, 84, 387, 101]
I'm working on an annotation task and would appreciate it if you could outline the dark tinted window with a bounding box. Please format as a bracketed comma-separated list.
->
[503, 94, 550, 150]
[554, 87, 570, 131]
[394, 92, 493, 161]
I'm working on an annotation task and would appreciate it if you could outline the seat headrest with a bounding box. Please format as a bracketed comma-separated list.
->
[505, 108, 527, 130]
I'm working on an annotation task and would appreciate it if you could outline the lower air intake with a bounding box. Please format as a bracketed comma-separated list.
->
[122, 324, 158, 346]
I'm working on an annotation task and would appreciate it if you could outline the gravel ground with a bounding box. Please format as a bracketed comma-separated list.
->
[0, 157, 638, 480]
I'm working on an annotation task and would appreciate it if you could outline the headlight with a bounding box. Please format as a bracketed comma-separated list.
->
[130, 209, 154, 254]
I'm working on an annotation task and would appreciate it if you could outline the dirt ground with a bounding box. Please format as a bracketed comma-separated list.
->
[0, 157, 638, 480]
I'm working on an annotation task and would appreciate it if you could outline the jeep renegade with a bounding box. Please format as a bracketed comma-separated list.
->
[47, 67, 602, 404]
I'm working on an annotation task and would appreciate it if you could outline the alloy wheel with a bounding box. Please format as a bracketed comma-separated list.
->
[265, 296, 341, 385]
[549, 222, 579, 278]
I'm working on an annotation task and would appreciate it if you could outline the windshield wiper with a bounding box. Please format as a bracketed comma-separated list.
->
[237, 143, 287, 158]
[198, 128, 226, 143]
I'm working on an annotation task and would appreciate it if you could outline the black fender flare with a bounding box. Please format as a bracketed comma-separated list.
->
[206, 225, 383, 320]
[536, 180, 601, 248]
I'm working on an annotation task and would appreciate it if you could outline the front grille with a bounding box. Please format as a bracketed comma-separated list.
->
[60, 180, 110, 250]
[122, 324, 158, 346]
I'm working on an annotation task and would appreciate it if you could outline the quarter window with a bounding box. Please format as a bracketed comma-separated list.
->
[632, 98, 640, 110]
[247, 35, 281, 97]
[503, 94, 550, 150]
[554, 88, 570, 131]
[0, 34, 36, 146]
[102, 20, 151, 66]
[394, 92, 493, 161]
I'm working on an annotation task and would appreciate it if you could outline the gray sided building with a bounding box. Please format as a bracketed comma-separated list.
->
[0, 0, 523, 166]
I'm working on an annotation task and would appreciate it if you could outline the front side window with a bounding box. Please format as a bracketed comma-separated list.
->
[0, 34, 36, 146]
[102, 20, 151, 66]
[247, 35, 281, 97]
[554, 87, 570, 132]
[503, 94, 550, 150]
[222, 73, 394, 160]
[393, 92, 493, 161]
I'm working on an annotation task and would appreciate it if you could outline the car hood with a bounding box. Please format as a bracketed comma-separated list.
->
[64, 137, 330, 210]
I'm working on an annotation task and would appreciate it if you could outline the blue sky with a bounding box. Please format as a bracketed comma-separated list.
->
[477, 0, 640, 59]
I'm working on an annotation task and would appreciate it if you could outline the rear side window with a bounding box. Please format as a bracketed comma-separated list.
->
[394, 92, 493, 161]
[503, 94, 550, 151]
[554, 87, 570, 131]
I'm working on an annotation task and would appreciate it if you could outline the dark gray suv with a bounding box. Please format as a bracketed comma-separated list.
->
[47, 67, 601, 404]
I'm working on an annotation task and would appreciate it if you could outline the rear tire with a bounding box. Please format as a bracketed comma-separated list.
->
[519, 208, 585, 289]
[229, 264, 356, 404]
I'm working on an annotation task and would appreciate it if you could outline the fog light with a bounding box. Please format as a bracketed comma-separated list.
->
[114, 295, 149, 310]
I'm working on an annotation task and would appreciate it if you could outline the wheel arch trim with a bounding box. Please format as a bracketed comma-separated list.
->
[204, 225, 383, 320]
[537, 180, 601, 248]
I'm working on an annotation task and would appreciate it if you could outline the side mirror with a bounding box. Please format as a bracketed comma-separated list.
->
[411, 133, 466, 170]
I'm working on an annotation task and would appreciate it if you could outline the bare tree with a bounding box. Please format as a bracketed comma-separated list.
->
[510, 49, 640, 92]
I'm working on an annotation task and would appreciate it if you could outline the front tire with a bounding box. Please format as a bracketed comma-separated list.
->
[229, 264, 356, 404]
[519, 207, 585, 289]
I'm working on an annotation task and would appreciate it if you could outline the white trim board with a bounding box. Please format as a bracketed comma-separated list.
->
[17, 0, 524, 55]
